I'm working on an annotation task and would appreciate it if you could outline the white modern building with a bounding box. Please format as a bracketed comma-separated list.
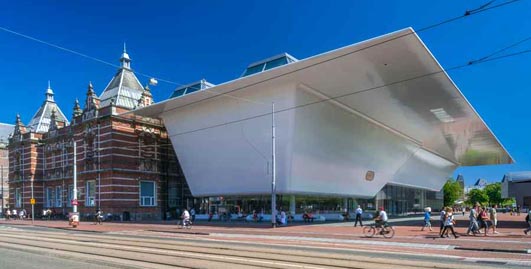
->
[133, 28, 512, 216]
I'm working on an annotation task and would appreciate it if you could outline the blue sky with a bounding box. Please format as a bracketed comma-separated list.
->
[0, 1, 530, 186]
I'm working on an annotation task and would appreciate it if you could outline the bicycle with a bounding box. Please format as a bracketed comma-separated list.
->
[363, 222, 395, 238]
[178, 219, 192, 229]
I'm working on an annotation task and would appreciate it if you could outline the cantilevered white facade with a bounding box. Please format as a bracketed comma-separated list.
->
[133, 28, 512, 198]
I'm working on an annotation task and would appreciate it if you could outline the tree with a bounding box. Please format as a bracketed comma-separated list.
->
[466, 189, 489, 206]
[443, 179, 463, 207]
[484, 183, 503, 206]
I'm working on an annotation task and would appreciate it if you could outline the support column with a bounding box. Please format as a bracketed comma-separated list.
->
[289, 195, 296, 215]
[343, 198, 348, 212]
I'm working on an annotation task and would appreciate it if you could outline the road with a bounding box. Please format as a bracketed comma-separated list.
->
[0, 224, 528, 269]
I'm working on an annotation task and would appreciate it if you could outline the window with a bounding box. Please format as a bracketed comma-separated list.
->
[139, 181, 156, 206]
[242, 63, 265, 76]
[184, 83, 202, 94]
[264, 57, 288, 70]
[67, 185, 74, 207]
[45, 187, 53, 208]
[15, 188, 21, 208]
[85, 180, 95, 207]
[55, 186, 62, 207]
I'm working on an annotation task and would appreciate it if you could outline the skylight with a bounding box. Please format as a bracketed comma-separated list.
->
[169, 79, 215, 99]
[242, 53, 298, 77]
[430, 108, 454, 123]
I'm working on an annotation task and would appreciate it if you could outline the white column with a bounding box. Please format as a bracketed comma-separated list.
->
[289, 195, 296, 215]
[343, 198, 348, 212]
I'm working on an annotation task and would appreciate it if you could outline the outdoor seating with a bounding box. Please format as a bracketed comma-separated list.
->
[303, 213, 315, 223]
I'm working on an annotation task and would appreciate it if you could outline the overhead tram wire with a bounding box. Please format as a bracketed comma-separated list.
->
[166, 46, 531, 139]
[155, 0, 522, 115]
[468, 36, 531, 65]
[0, 0, 520, 109]
[0, 28, 266, 107]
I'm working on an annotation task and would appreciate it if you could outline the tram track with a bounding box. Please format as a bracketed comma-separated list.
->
[0, 233, 361, 269]
[0, 228, 490, 269]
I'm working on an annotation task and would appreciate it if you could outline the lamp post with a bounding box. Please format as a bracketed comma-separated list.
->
[31, 177, 34, 224]
[73, 141, 77, 214]
[271, 103, 277, 228]
[1, 165, 3, 218]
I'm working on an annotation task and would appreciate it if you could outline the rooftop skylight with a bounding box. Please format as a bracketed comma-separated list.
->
[169, 79, 215, 99]
[242, 53, 298, 77]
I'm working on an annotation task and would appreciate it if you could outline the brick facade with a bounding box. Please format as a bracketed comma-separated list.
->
[8, 52, 193, 220]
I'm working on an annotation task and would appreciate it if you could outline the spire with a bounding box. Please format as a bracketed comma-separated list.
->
[15, 114, 22, 126]
[49, 108, 58, 131]
[87, 81, 94, 95]
[138, 84, 154, 108]
[72, 98, 82, 118]
[13, 114, 26, 138]
[84, 81, 99, 112]
[46, 81, 54, 102]
[120, 43, 131, 69]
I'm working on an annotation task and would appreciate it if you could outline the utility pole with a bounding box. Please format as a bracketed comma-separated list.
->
[31, 178, 34, 224]
[73, 141, 77, 214]
[271, 103, 277, 228]
[1, 165, 3, 217]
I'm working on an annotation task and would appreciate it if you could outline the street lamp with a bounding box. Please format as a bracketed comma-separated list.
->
[271, 103, 277, 228]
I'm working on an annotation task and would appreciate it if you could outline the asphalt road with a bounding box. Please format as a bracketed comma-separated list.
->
[0, 224, 526, 269]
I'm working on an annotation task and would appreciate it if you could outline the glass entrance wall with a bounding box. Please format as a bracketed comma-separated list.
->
[375, 184, 442, 216]
[189, 184, 443, 218]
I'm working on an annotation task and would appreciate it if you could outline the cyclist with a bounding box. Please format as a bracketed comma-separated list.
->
[181, 208, 191, 228]
[95, 209, 103, 225]
[374, 207, 388, 233]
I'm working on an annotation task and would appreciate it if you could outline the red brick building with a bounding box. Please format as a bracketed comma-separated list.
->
[1, 124, 13, 213]
[8, 49, 192, 220]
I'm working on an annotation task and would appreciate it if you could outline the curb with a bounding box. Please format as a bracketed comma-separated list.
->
[455, 246, 531, 254]
[147, 229, 210, 236]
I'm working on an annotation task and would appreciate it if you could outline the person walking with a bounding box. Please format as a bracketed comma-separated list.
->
[524, 211, 531, 235]
[466, 203, 480, 235]
[439, 207, 446, 236]
[490, 205, 499, 234]
[478, 206, 490, 236]
[354, 205, 363, 227]
[440, 208, 459, 238]
[190, 207, 196, 223]
[5, 209, 11, 220]
[421, 207, 433, 231]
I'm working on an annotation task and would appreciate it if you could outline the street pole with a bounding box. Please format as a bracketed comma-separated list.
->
[73, 141, 77, 214]
[1, 165, 3, 217]
[271, 102, 277, 228]
[31, 179, 34, 224]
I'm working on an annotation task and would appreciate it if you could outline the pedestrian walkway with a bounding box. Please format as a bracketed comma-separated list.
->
[0, 212, 528, 258]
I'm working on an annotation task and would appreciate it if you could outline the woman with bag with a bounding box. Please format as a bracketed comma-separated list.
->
[478, 207, 490, 236]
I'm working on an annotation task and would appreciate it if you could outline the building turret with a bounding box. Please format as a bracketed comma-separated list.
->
[12, 114, 26, 140]
[99, 46, 144, 110]
[26, 82, 69, 133]
[137, 85, 154, 108]
[72, 99, 82, 119]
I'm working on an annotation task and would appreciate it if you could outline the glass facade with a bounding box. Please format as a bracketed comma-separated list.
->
[191, 184, 442, 217]
[375, 185, 442, 216]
